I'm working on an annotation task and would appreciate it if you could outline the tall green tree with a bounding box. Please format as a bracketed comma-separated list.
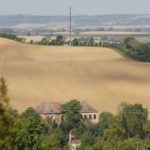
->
[119, 103, 148, 138]
[10, 107, 44, 150]
[0, 78, 12, 148]
[123, 37, 136, 49]
[60, 100, 83, 133]
[73, 38, 80, 46]
[88, 38, 95, 46]
[123, 37, 150, 61]
[94, 125, 125, 150]
[20, 107, 41, 121]
[40, 129, 67, 150]
[55, 35, 64, 45]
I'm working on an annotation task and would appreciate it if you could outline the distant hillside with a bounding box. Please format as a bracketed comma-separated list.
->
[0, 14, 150, 28]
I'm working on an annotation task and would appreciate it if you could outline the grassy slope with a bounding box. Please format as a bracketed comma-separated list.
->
[0, 38, 150, 113]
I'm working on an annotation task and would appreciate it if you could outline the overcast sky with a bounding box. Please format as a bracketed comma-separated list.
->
[0, 0, 150, 15]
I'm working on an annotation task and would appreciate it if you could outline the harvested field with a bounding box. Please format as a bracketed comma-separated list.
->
[19, 36, 45, 43]
[0, 38, 150, 114]
[80, 31, 150, 35]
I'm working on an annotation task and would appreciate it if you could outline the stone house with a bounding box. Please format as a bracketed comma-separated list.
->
[35, 101, 99, 125]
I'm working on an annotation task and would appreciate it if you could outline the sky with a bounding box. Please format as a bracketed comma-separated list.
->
[0, 0, 150, 15]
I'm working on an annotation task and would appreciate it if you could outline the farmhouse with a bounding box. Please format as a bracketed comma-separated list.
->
[35, 101, 99, 125]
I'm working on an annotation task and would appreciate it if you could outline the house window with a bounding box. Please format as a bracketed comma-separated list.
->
[94, 114, 96, 119]
[89, 114, 92, 119]
[84, 115, 87, 119]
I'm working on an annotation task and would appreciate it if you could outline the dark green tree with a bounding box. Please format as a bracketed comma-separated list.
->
[88, 38, 95, 46]
[119, 103, 148, 138]
[95, 125, 124, 150]
[98, 112, 114, 129]
[73, 38, 80, 46]
[60, 100, 83, 133]
[20, 107, 41, 121]
[55, 35, 64, 45]
[40, 129, 67, 150]
[0, 78, 12, 148]
[121, 114, 129, 138]
[39, 37, 51, 45]
[123, 37, 136, 49]
[10, 108, 44, 149]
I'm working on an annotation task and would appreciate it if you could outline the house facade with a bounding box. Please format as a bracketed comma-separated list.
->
[35, 101, 99, 125]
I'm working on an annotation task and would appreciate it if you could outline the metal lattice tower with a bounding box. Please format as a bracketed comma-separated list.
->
[69, 6, 72, 46]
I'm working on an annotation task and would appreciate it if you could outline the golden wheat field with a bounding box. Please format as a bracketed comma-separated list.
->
[80, 31, 150, 35]
[19, 36, 45, 43]
[0, 38, 150, 114]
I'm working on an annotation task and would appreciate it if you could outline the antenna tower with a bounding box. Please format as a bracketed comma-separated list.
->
[69, 6, 72, 46]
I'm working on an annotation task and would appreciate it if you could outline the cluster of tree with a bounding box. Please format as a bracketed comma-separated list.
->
[1, 33, 150, 62]
[114, 37, 150, 62]
[0, 33, 25, 42]
[0, 79, 84, 150]
[73, 37, 150, 62]
[28, 34, 150, 62]
[79, 103, 150, 150]
[38, 35, 108, 47]
[38, 35, 65, 46]
[1, 78, 150, 150]
[72, 38, 98, 47]
[72, 38, 120, 48]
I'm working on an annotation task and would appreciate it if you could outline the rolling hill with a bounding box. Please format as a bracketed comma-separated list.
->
[1, 14, 150, 27]
[0, 38, 150, 113]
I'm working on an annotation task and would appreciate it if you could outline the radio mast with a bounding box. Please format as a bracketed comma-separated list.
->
[69, 6, 72, 46]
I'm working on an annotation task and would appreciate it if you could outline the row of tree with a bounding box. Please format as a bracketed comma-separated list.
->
[1, 33, 149, 62]
[98, 37, 150, 62]
[38, 35, 150, 62]
[0, 33, 25, 42]
[38, 35, 65, 46]
[121, 37, 150, 62]
[38, 35, 113, 47]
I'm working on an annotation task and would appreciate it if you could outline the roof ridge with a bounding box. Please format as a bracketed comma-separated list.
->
[35, 101, 98, 114]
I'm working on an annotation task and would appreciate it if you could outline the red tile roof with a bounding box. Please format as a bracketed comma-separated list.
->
[35, 101, 98, 114]
[80, 101, 98, 113]
[35, 102, 61, 114]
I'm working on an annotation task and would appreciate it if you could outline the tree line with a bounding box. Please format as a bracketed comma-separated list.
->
[38, 35, 150, 62]
[0, 33, 25, 42]
[72, 37, 150, 62]
[0, 33, 149, 62]
[38, 35, 103, 47]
